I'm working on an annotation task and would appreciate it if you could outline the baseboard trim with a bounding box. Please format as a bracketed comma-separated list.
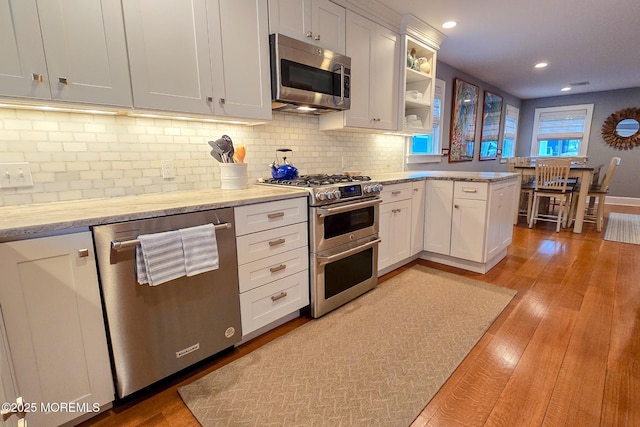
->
[606, 196, 640, 207]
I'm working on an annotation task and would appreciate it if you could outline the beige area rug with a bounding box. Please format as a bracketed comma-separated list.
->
[178, 264, 516, 426]
[604, 212, 640, 245]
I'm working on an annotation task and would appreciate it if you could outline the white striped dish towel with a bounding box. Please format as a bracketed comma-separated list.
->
[180, 224, 219, 276]
[135, 230, 186, 286]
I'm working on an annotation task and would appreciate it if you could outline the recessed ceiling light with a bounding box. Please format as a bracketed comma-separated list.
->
[561, 87, 571, 92]
[534, 62, 548, 69]
[442, 21, 457, 29]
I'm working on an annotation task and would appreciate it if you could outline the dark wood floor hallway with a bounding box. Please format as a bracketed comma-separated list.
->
[83, 205, 640, 427]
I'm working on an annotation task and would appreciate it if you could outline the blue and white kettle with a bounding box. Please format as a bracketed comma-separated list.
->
[270, 148, 299, 180]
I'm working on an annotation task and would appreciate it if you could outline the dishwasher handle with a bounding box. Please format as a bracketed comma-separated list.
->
[111, 222, 232, 251]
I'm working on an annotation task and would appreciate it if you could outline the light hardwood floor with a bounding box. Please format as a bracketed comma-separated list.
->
[82, 205, 640, 426]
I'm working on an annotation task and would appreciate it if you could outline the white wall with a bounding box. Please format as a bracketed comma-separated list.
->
[0, 110, 405, 207]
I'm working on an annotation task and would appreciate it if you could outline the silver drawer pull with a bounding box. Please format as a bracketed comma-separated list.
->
[78, 248, 89, 258]
[267, 212, 285, 219]
[462, 188, 478, 193]
[268, 238, 285, 247]
[271, 292, 287, 302]
[391, 191, 402, 195]
[58, 76, 68, 85]
[32, 73, 44, 82]
[270, 264, 287, 273]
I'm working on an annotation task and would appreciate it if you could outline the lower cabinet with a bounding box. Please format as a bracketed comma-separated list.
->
[378, 183, 412, 272]
[0, 231, 114, 426]
[234, 198, 310, 336]
[423, 178, 517, 273]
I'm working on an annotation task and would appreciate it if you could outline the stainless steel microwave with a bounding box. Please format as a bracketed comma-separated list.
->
[269, 33, 351, 114]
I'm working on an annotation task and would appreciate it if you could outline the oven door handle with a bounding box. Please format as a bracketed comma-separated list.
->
[316, 238, 381, 266]
[316, 198, 381, 217]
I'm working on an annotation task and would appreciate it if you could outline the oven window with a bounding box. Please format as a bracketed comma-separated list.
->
[325, 248, 373, 299]
[281, 60, 339, 96]
[324, 207, 374, 239]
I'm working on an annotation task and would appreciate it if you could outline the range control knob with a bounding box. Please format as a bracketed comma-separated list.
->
[315, 191, 326, 201]
[375, 184, 383, 192]
[363, 185, 371, 193]
[333, 190, 341, 199]
[326, 191, 334, 200]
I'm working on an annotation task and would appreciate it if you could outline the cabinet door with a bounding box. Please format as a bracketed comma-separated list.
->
[370, 24, 398, 130]
[0, 232, 114, 426]
[268, 0, 311, 42]
[208, 0, 271, 120]
[123, 0, 214, 114]
[486, 180, 516, 260]
[36, 0, 132, 106]
[311, 0, 345, 54]
[450, 198, 487, 262]
[0, 308, 20, 427]
[343, 11, 373, 128]
[0, 0, 50, 100]
[424, 180, 453, 255]
[410, 181, 425, 256]
[392, 198, 412, 263]
[378, 201, 394, 271]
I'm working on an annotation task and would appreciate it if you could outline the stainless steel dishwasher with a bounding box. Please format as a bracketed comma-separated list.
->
[92, 208, 241, 399]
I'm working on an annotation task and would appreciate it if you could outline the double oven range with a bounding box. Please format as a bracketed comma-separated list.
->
[261, 174, 382, 317]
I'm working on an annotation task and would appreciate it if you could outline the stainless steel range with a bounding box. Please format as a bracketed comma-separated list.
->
[260, 174, 382, 317]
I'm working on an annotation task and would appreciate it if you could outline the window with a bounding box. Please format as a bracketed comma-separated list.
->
[408, 78, 445, 159]
[501, 105, 519, 159]
[530, 104, 594, 157]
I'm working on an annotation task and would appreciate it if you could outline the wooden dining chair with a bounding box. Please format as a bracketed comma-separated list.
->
[571, 156, 621, 231]
[529, 158, 573, 232]
[508, 157, 535, 223]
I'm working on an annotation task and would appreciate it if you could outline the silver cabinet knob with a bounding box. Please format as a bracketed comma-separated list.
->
[78, 248, 89, 258]
[314, 34, 320, 41]
[58, 77, 68, 85]
[219, 98, 225, 105]
[32, 73, 44, 82]
[306, 31, 313, 38]
[206, 96, 213, 103]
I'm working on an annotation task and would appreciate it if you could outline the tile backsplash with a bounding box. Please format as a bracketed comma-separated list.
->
[0, 109, 404, 207]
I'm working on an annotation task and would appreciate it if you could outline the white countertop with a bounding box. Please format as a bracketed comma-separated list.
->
[372, 171, 520, 184]
[0, 185, 308, 239]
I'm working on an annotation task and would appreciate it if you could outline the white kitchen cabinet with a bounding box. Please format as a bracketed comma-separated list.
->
[0, 0, 131, 106]
[319, 10, 399, 131]
[123, 0, 271, 120]
[399, 36, 437, 133]
[410, 180, 425, 256]
[268, 0, 346, 54]
[234, 197, 309, 336]
[423, 178, 517, 273]
[0, 231, 114, 426]
[378, 183, 412, 272]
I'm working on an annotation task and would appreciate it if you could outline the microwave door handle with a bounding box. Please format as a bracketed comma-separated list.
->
[334, 64, 345, 106]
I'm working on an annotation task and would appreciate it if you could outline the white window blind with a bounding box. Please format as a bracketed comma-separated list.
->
[530, 104, 594, 157]
[501, 105, 519, 158]
[536, 108, 590, 140]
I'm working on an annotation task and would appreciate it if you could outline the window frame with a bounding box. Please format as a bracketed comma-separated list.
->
[500, 104, 519, 161]
[530, 104, 594, 158]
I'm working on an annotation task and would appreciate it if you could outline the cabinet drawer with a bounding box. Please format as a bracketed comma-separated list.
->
[234, 197, 307, 236]
[240, 270, 309, 335]
[238, 246, 309, 293]
[380, 183, 412, 202]
[454, 181, 488, 200]
[236, 222, 308, 265]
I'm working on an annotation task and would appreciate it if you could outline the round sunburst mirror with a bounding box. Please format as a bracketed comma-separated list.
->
[601, 107, 640, 149]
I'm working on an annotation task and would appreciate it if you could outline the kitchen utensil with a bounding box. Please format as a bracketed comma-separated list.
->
[270, 148, 298, 180]
[233, 145, 246, 163]
[208, 135, 235, 163]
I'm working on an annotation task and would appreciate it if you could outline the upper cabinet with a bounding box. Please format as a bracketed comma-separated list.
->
[319, 11, 399, 131]
[123, 0, 271, 120]
[399, 37, 437, 133]
[268, 0, 346, 54]
[0, 0, 132, 107]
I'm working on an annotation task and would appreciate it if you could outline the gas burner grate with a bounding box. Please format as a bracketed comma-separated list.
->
[261, 174, 371, 187]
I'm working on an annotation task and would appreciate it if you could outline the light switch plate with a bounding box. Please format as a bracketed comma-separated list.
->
[0, 162, 34, 188]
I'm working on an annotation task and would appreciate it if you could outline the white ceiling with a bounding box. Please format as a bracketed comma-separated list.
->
[374, 0, 640, 99]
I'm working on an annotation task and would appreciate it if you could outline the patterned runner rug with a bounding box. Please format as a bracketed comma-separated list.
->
[604, 212, 640, 245]
[178, 264, 516, 426]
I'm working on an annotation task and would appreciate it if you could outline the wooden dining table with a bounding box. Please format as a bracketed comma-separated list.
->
[514, 163, 603, 233]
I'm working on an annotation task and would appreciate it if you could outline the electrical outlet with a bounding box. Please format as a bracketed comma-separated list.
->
[161, 160, 175, 179]
[0, 162, 34, 188]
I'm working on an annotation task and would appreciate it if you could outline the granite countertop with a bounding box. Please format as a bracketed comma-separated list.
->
[0, 185, 308, 239]
[372, 171, 520, 185]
